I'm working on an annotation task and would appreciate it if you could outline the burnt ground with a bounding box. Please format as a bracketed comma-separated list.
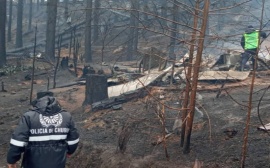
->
[0, 60, 270, 168]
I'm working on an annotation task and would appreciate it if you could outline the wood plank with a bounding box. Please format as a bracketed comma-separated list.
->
[108, 67, 171, 98]
[198, 71, 250, 81]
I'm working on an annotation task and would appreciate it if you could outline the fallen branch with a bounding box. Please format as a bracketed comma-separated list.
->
[55, 81, 86, 88]
[7, 43, 44, 53]
[151, 133, 173, 146]
[216, 81, 226, 98]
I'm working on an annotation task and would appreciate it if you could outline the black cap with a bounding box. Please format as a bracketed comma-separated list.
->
[37, 91, 54, 99]
[248, 25, 254, 28]
[31, 91, 54, 106]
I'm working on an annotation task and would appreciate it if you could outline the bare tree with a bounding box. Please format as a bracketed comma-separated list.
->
[85, 0, 92, 63]
[45, 0, 58, 62]
[93, 0, 101, 42]
[181, 0, 200, 148]
[64, 0, 68, 19]
[99, 17, 114, 62]
[133, 1, 139, 52]
[7, 0, 12, 42]
[0, 0, 7, 68]
[142, 0, 149, 21]
[160, 0, 167, 26]
[28, 0, 33, 31]
[16, 0, 23, 48]
[183, 0, 210, 154]
[36, 0, 40, 11]
[29, 26, 37, 104]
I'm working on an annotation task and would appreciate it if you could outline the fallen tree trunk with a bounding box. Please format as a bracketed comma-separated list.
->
[6, 32, 82, 55]
[23, 30, 34, 36]
[91, 89, 146, 112]
[7, 42, 44, 53]
[7, 21, 85, 54]
[6, 52, 26, 57]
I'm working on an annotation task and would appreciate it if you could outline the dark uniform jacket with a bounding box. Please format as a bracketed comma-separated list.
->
[7, 96, 79, 168]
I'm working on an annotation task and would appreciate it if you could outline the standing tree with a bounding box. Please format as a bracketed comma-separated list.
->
[93, 0, 100, 42]
[8, 0, 12, 42]
[85, 0, 92, 63]
[64, 0, 68, 19]
[0, 0, 7, 68]
[183, 0, 210, 154]
[216, 1, 226, 31]
[160, 0, 167, 26]
[142, 0, 149, 21]
[16, 0, 23, 48]
[36, 0, 40, 11]
[45, 0, 58, 62]
[127, 0, 139, 61]
[133, 0, 139, 53]
[168, 0, 179, 63]
[181, 0, 199, 148]
[28, 0, 33, 31]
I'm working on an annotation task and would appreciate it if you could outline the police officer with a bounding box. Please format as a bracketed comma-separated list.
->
[240, 25, 266, 71]
[7, 94, 79, 168]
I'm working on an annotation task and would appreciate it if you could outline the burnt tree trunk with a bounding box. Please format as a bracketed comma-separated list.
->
[28, 0, 33, 31]
[142, 0, 148, 21]
[73, 29, 79, 77]
[180, 0, 199, 147]
[64, 0, 68, 19]
[84, 74, 108, 105]
[8, 0, 12, 42]
[16, 0, 23, 48]
[168, 0, 178, 62]
[93, 0, 100, 42]
[161, 1, 167, 26]
[36, 0, 40, 11]
[45, 0, 58, 62]
[133, 0, 139, 52]
[0, 0, 6, 68]
[30, 26, 37, 104]
[68, 29, 73, 59]
[85, 0, 92, 63]
[183, 0, 209, 154]
[127, 0, 139, 61]
[53, 35, 62, 89]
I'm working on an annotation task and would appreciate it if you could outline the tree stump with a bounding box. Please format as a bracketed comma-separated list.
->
[84, 74, 108, 105]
